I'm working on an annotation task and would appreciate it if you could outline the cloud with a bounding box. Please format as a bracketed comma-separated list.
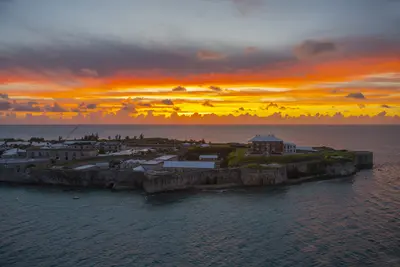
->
[261, 102, 279, 110]
[86, 103, 97, 109]
[381, 104, 391, 108]
[80, 68, 98, 77]
[120, 103, 137, 113]
[209, 85, 223, 92]
[0, 93, 8, 99]
[0, 38, 291, 79]
[45, 102, 67, 112]
[197, 50, 226, 61]
[202, 100, 214, 107]
[294, 40, 337, 59]
[173, 106, 181, 111]
[230, 0, 265, 16]
[245, 46, 258, 54]
[0, 101, 11, 110]
[239, 107, 245, 111]
[138, 102, 152, 107]
[162, 99, 174, 105]
[12, 103, 41, 112]
[358, 104, 366, 109]
[172, 86, 187, 92]
[346, 92, 366, 99]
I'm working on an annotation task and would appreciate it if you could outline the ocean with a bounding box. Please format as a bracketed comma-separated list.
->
[0, 125, 399, 266]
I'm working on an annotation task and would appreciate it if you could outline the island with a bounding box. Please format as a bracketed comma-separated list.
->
[0, 134, 373, 194]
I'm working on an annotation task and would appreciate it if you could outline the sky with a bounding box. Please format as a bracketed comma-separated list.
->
[0, 0, 399, 124]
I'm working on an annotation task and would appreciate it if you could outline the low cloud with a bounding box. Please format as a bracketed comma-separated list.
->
[261, 102, 279, 110]
[162, 99, 174, 105]
[358, 104, 366, 109]
[294, 40, 337, 59]
[45, 102, 67, 112]
[197, 50, 226, 61]
[381, 104, 391, 108]
[138, 102, 152, 107]
[209, 86, 223, 92]
[12, 102, 41, 112]
[86, 103, 97, 109]
[202, 100, 214, 107]
[0, 93, 8, 99]
[172, 86, 187, 92]
[239, 107, 245, 111]
[80, 68, 98, 77]
[173, 106, 181, 111]
[346, 92, 366, 99]
[0, 101, 11, 110]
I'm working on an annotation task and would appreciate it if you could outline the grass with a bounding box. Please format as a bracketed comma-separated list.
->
[228, 149, 356, 167]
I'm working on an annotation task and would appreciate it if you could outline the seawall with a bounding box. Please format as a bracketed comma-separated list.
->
[0, 168, 145, 190]
[142, 160, 361, 194]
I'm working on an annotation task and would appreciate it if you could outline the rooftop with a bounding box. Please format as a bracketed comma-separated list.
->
[0, 158, 49, 164]
[163, 161, 216, 169]
[249, 134, 283, 142]
[199, 155, 219, 159]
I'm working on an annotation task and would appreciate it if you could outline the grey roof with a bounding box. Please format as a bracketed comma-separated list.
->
[154, 155, 177, 161]
[199, 155, 218, 159]
[249, 134, 283, 142]
[163, 161, 216, 169]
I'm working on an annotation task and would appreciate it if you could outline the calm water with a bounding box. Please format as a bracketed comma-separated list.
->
[0, 125, 400, 266]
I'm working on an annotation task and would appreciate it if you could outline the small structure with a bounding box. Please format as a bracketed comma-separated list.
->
[199, 155, 219, 161]
[284, 142, 297, 154]
[248, 134, 284, 155]
[163, 161, 216, 172]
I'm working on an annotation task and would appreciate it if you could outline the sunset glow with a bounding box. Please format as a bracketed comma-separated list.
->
[0, 0, 399, 124]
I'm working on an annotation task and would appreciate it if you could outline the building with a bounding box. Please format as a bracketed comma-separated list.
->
[63, 141, 97, 150]
[163, 161, 216, 172]
[97, 142, 126, 153]
[1, 148, 27, 159]
[199, 155, 219, 161]
[248, 134, 284, 155]
[284, 142, 297, 154]
[26, 147, 98, 161]
[140, 155, 179, 171]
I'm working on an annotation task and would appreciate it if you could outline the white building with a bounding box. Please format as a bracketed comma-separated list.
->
[284, 142, 297, 154]
[140, 155, 179, 171]
[1, 148, 27, 158]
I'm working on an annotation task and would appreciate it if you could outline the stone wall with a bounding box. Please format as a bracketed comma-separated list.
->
[354, 151, 373, 169]
[0, 168, 145, 190]
[240, 167, 287, 186]
[143, 169, 242, 194]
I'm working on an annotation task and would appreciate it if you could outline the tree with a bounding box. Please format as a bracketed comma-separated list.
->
[140, 133, 144, 139]
[125, 136, 130, 140]
[58, 136, 63, 141]
[133, 136, 137, 140]
[108, 136, 111, 140]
